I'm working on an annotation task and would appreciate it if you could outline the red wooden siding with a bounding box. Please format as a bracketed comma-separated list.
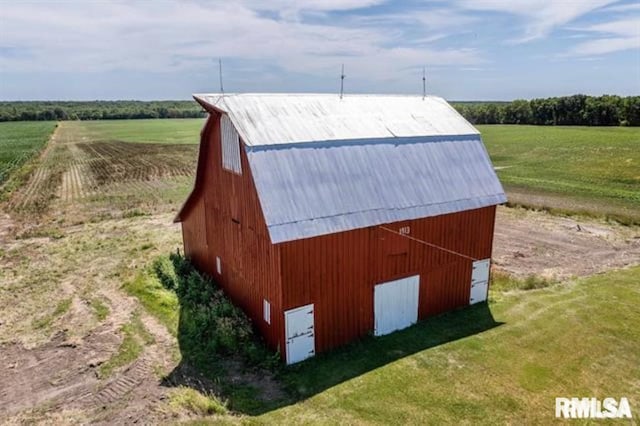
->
[279, 205, 497, 354]
[181, 194, 208, 270]
[179, 113, 284, 352]
[181, 108, 499, 359]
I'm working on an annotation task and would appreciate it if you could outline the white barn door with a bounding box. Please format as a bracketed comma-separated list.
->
[285, 304, 315, 365]
[470, 259, 490, 304]
[374, 275, 420, 336]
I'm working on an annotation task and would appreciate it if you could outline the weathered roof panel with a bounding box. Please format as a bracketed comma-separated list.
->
[246, 135, 506, 243]
[194, 93, 479, 147]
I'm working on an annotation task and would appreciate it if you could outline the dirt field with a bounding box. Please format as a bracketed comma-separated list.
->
[0, 122, 639, 423]
[494, 207, 640, 279]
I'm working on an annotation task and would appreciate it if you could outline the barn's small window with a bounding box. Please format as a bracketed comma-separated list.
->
[263, 299, 271, 324]
[216, 256, 222, 275]
[220, 114, 242, 174]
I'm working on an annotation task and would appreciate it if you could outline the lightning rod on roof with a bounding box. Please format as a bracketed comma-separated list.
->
[340, 64, 345, 100]
[422, 66, 426, 100]
[219, 58, 224, 95]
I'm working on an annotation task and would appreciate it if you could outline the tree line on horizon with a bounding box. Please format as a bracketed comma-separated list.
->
[453, 94, 640, 126]
[0, 95, 638, 126]
[0, 100, 206, 122]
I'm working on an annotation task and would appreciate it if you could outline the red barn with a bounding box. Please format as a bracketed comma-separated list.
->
[175, 93, 506, 364]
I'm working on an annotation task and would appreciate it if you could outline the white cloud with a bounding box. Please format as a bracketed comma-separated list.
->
[601, 3, 640, 13]
[456, 0, 618, 42]
[0, 0, 480, 80]
[567, 17, 640, 56]
[570, 37, 639, 55]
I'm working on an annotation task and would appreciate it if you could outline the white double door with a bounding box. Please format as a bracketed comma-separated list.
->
[374, 275, 420, 337]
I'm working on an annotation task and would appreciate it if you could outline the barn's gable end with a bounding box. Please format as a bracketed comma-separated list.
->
[178, 111, 284, 350]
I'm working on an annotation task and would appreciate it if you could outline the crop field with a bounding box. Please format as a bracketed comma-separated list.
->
[480, 125, 640, 224]
[0, 121, 56, 188]
[68, 118, 204, 145]
[0, 119, 638, 424]
[4, 120, 199, 219]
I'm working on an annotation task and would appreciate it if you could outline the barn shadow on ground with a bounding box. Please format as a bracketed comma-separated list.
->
[161, 301, 502, 416]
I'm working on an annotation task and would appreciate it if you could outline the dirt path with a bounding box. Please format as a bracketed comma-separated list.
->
[0, 213, 185, 424]
[0, 123, 196, 424]
[493, 207, 640, 279]
[1, 122, 639, 423]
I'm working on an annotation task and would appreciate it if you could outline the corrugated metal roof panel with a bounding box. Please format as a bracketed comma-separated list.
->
[246, 135, 506, 243]
[194, 93, 478, 146]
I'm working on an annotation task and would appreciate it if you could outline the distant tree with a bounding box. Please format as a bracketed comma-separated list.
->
[503, 100, 532, 124]
[622, 96, 640, 126]
[583, 95, 622, 126]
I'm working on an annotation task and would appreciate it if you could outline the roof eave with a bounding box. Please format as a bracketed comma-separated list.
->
[193, 94, 227, 115]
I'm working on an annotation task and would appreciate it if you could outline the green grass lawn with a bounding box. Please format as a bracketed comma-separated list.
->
[255, 266, 640, 424]
[66, 118, 204, 145]
[0, 121, 56, 185]
[131, 258, 640, 423]
[479, 125, 640, 224]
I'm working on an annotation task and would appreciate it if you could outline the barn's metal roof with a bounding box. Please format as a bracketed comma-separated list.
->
[194, 93, 479, 146]
[245, 135, 506, 243]
[188, 93, 506, 243]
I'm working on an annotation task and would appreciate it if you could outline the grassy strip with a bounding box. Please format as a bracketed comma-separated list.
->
[32, 297, 72, 330]
[168, 387, 228, 416]
[98, 311, 154, 379]
[0, 121, 57, 199]
[489, 270, 556, 293]
[123, 271, 180, 336]
[90, 297, 110, 321]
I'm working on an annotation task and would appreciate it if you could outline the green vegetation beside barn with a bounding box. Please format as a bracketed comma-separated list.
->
[130, 254, 640, 423]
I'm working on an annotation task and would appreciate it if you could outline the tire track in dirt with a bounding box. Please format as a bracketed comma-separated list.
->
[0, 280, 179, 423]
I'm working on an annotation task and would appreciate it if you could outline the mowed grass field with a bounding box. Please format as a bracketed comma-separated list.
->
[479, 125, 640, 224]
[68, 118, 204, 144]
[0, 121, 56, 185]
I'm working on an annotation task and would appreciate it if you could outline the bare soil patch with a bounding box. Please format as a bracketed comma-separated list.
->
[493, 207, 640, 279]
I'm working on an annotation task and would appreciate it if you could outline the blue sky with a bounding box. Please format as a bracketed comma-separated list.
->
[0, 0, 638, 101]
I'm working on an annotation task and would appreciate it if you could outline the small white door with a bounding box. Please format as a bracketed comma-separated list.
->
[285, 304, 315, 365]
[470, 259, 490, 304]
[374, 275, 420, 336]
